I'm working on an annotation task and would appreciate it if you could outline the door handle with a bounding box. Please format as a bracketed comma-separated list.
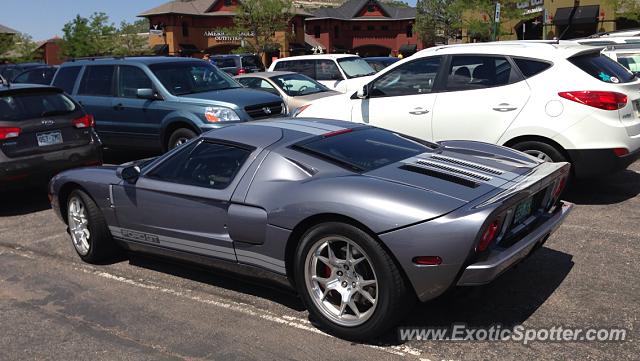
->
[492, 103, 518, 112]
[113, 103, 124, 111]
[409, 108, 430, 115]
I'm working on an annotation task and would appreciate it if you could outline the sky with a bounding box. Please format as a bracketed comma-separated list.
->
[0, 0, 418, 41]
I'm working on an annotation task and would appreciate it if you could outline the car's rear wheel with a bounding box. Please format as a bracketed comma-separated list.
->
[512, 141, 567, 163]
[67, 189, 118, 263]
[294, 222, 414, 340]
[167, 128, 197, 150]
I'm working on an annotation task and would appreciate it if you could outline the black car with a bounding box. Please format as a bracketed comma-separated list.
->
[0, 82, 102, 190]
[0, 62, 45, 83]
[12, 65, 59, 85]
[209, 54, 265, 75]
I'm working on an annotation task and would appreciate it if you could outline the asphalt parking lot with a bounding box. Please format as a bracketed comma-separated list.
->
[1, 153, 638, 361]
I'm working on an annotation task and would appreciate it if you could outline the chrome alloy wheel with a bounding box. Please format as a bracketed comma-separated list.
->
[523, 149, 553, 162]
[304, 236, 378, 327]
[68, 196, 90, 256]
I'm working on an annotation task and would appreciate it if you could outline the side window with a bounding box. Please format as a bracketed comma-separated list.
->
[148, 141, 252, 190]
[445, 55, 515, 91]
[78, 65, 115, 96]
[52, 66, 82, 94]
[118, 66, 152, 98]
[370, 57, 441, 97]
[13, 71, 30, 83]
[513, 58, 552, 78]
[275, 60, 315, 78]
[315, 60, 342, 81]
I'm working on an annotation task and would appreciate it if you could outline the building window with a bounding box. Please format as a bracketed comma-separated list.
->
[334, 26, 339, 39]
[406, 24, 413, 38]
[353, 25, 361, 31]
[182, 21, 189, 37]
[367, 4, 375, 12]
[381, 25, 389, 31]
[367, 25, 375, 31]
[314, 25, 321, 38]
[224, 0, 232, 5]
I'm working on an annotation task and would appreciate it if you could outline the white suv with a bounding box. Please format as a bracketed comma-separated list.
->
[295, 41, 640, 178]
[268, 54, 376, 94]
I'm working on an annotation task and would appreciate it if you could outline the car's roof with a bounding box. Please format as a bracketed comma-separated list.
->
[416, 41, 595, 60]
[274, 54, 360, 61]
[364, 57, 398, 61]
[61, 56, 205, 67]
[0, 83, 58, 92]
[210, 53, 257, 58]
[236, 71, 296, 78]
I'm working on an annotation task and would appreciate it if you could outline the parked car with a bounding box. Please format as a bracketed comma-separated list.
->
[364, 57, 400, 72]
[49, 118, 572, 340]
[0, 83, 102, 190]
[295, 42, 640, 179]
[209, 54, 265, 76]
[598, 44, 639, 75]
[268, 54, 376, 93]
[236, 71, 339, 113]
[0, 62, 45, 82]
[51, 56, 285, 152]
[12, 65, 59, 85]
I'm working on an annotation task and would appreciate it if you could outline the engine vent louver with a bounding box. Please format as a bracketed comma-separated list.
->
[429, 154, 504, 175]
[400, 165, 480, 188]
[414, 159, 493, 182]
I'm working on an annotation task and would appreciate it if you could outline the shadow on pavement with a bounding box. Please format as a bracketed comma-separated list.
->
[375, 247, 574, 345]
[127, 253, 305, 312]
[564, 169, 640, 205]
[0, 187, 50, 217]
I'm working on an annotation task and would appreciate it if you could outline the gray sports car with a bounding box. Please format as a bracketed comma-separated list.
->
[49, 118, 573, 340]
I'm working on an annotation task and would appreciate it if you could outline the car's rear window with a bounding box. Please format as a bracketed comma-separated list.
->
[241, 55, 263, 69]
[569, 51, 636, 83]
[0, 91, 76, 122]
[293, 127, 435, 172]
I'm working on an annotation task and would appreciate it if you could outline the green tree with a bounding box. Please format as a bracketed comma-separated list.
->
[606, 0, 640, 21]
[113, 19, 151, 56]
[465, 0, 527, 41]
[384, 0, 410, 8]
[8, 33, 40, 62]
[61, 12, 116, 58]
[227, 0, 294, 58]
[415, 0, 465, 45]
[0, 33, 14, 59]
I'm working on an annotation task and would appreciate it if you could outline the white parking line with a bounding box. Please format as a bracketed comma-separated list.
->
[2, 245, 432, 360]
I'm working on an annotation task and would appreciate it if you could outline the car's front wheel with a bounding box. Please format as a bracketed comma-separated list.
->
[167, 128, 197, 150]
[67, 189, 118, 263]
[294, 222, 414, 340]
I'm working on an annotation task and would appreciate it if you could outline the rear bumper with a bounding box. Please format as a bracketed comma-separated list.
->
[0, 142, 102, 190]
[457, 201, 573, 286]
[568, 147, 640, 178]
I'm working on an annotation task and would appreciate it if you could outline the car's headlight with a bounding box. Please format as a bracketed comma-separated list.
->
[204, 106, 240, 122]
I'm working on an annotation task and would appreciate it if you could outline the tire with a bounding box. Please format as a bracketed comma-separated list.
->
[293, 222, 415, 340]
[66, 189, 118, 263]
[167, 128, 197, 150]
[511, 141, 567, 163]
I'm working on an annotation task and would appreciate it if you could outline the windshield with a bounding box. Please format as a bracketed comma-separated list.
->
[293, 127, 436, 172]
[0, 91, 76, 122]
[616, 53, 640, 72]
[337, 57, 376, 78]
[271, 73, 329, 96]
[149, 61, 241, 95]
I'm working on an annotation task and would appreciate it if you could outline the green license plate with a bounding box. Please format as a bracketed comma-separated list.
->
[512, 197, 534, 226]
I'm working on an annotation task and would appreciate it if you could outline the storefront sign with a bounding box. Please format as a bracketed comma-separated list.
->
[150, 24, 164, 36]
[203, 31, 254, 41]
[517, 0, 543, 9]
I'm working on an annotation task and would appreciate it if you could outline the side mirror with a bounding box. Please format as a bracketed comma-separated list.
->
[136, 88, 161, 100]
[116, 165, 141, 184]
[356, 85, 369, 99]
